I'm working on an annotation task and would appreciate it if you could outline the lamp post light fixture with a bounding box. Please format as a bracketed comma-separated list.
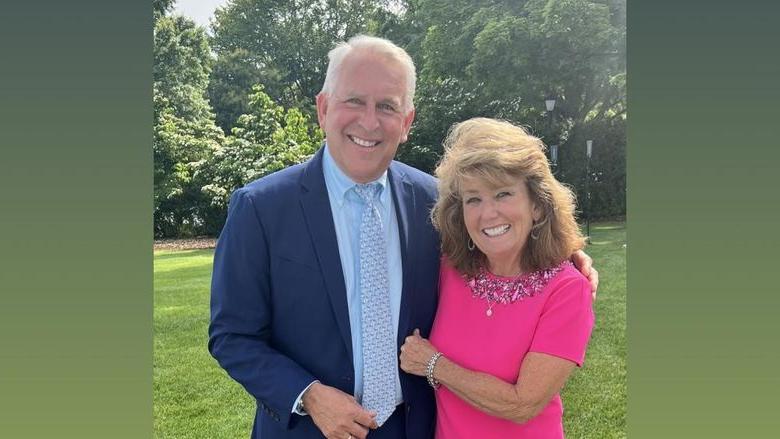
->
[585, 140, 593, 241]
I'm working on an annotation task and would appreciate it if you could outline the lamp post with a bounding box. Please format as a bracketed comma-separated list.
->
[545, 99, 557, 172]
[585, 140, 593, 241]
[550, 144, 558, 169]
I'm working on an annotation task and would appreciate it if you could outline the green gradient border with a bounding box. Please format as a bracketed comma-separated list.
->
[2, 0, 780, 437]
[628, 1, 780, 437]
[0, 1, 152, 438]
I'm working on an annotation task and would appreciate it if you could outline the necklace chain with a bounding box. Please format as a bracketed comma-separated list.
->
[464, 261, 571, 317]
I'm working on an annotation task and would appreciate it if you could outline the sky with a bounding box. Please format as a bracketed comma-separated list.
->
[173, 0, 230, 29]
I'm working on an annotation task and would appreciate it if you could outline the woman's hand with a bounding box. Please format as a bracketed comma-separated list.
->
[399, 329, 438, 377]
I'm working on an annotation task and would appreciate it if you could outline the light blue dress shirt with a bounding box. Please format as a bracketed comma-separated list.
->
[322, 144, 404, 406]
[291, 145, 404, 414]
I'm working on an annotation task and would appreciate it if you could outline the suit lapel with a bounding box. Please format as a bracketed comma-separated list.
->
[388, 163, 416, 348]
[299, 148, 353, 361]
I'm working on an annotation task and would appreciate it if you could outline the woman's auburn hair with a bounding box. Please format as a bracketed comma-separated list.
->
[431, 117, 586, 276]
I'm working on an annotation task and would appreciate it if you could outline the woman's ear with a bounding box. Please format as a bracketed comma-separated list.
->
[533, 203, 544, 223]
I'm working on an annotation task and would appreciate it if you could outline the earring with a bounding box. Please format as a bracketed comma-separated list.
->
[467, 238, 475, 251]
[530, 220, 540, 240]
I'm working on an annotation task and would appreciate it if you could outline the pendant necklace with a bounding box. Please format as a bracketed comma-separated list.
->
[485, 298, 496, 317]
[464, 261, 572, 317]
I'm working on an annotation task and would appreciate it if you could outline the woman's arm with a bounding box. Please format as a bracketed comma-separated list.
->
[400, 331, 576, 424]
[437, 351, 575, 423]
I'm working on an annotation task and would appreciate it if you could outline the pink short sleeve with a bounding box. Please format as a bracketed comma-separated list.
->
[529, 269, 594, 366]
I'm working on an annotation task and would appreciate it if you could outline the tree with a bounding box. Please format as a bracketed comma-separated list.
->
[199, 85, 323, 213]
[393, 0, 625, 220]
[210, 0, 389, 116]
[153, 0, 176, 20]
[154, 15, 224, 237]
[404, 0, 623, 145]
[208, 48, 282, 134]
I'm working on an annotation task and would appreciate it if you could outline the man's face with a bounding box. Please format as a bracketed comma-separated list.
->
[316, 51, 415, 183]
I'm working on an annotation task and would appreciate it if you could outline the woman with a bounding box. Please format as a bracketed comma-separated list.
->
[400, 117, 594, 438]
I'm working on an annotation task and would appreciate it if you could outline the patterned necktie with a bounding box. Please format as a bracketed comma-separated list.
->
[354, 183, 396, 426]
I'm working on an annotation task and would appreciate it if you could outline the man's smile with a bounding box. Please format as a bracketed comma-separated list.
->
[348, 135, 380, 148]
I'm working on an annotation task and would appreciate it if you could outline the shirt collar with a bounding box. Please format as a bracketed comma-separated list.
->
[323, 142, 388, 207]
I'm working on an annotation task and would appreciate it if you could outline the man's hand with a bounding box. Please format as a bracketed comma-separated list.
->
[303, 382, 378, 439]
[571, 249, 599, 299]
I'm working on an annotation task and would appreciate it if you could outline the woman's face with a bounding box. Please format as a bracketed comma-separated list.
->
[461, 175, 542, 274]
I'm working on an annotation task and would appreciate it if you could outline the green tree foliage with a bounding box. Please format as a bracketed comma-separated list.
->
[210, 0, 387, 118]
[153, 0, 176, 20]
[152, 0, 625, 237]
[154, 15, 224, 237]
[556, 117, 626, 220]
[403, 0, 624, 158]
[390, 0, 625, 219]
[154, 15, 215, 121]
[198, 85, 324, 212]
[207, 48, 283, 134]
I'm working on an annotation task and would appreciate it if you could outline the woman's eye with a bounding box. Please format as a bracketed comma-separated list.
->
[496, 191, 512, 199]
[465, 197, 480, 205]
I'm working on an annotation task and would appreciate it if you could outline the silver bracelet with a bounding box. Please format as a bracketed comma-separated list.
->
[426, 352, 443, 388]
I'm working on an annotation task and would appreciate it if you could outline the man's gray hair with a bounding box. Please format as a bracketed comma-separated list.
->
[320, 35, 416, 113]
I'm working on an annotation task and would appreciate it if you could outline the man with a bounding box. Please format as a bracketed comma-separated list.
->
[209, 35, 597, 439]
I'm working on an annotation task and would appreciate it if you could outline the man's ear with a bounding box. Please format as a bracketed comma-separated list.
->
[315, 93, 328, 130]
[399, 107, 416, 143]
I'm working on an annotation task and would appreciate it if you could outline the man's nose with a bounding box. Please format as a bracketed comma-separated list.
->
[358, 105, 380, 132]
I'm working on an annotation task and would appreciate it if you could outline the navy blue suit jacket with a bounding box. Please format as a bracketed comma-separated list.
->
[209, 147, 441, 438]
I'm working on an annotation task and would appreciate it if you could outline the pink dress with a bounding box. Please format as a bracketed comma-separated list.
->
[429, 259, 594, 439]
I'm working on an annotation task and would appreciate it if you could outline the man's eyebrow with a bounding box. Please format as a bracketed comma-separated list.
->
[379, 97, 401, 105]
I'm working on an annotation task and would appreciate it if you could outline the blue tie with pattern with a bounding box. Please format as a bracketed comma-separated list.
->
[354, 183, 396, 426]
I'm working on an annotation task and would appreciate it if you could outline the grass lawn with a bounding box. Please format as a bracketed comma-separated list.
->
[562, 222, 627, 438]
[154, 221, 626, 438]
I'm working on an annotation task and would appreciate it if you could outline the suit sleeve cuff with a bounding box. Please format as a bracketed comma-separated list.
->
[291, 380, 319, 415]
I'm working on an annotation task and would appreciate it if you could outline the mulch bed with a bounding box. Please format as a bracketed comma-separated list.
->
[153, 237, 217, 251]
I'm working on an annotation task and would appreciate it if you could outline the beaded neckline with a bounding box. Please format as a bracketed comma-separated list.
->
[464, 260, 572, 316]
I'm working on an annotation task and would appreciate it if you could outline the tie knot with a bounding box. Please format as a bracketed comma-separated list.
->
[354, 183, 381, 204]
